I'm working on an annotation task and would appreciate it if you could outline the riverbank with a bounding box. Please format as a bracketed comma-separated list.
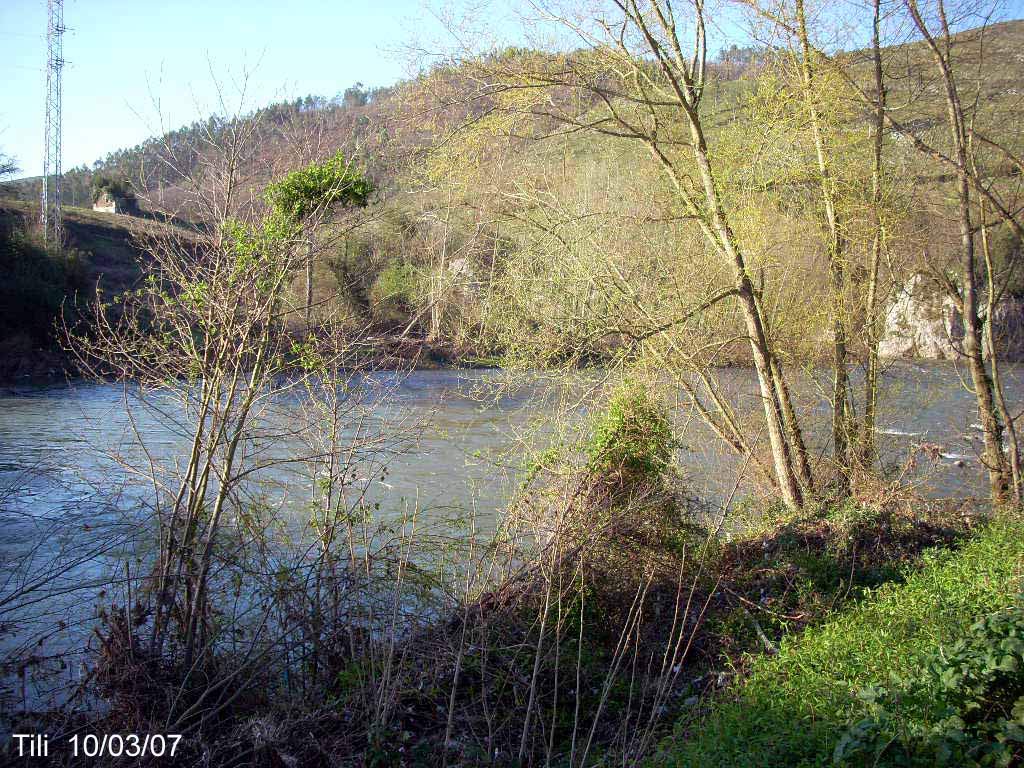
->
[2, 487, 990, 765]
[1, 370, 1017, 766]
[651, 514, 1024, 768]
[0, 337, 499, 386]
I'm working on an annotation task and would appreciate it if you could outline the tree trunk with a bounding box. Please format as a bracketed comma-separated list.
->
[737, 282, 804, 511]
[860, 0, 884, 468]
[903, 0, 1010, 503]
[304, 238, 314, 329]
[982, 214, 1022, 502]
[770, 355, 814, 492]
[796, 0, 849, 491]
[861, 0, 886, 468]
[959, 192, 1009, 503]
[687, 110, 805, 511]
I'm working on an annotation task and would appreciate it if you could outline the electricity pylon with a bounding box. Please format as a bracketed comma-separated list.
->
[41, 0, 65, 244]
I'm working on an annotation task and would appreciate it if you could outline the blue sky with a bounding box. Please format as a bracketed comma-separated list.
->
[0, 0, 490, 177]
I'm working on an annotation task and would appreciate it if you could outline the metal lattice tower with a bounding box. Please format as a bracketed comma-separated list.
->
[41, 0, 65, 244]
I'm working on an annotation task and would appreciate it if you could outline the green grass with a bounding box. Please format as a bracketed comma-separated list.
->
[652, 516, 1024, 768]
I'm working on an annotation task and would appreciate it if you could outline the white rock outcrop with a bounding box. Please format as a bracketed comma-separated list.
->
[880, 273, 1024, 360]
[879, 274, 963, 360]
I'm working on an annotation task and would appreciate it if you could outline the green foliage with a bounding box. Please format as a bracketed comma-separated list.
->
[264, 150, 372, 223]
[289, 337, 325, 373]
[222, 214, 297, 293]
[587, 381, 676, 480]
[834, 603, 1024, 767]
[653, 518, 1024, 768]
[523, 443, 565, 486]
[90, 173, 135, 203]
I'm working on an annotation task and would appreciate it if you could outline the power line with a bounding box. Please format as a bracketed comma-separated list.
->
[41, 0, 65, 244]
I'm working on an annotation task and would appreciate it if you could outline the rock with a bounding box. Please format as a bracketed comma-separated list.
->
[879, 274, 962, 360]
[990, 295, 1024, 359]
[880, 273, 1024, 361]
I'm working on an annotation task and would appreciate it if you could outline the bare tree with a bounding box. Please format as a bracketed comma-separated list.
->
[424, 0, 815, 509]
[0, 151, 17, 179]
[903, 0, 1010, 502]
[753, 0, 1023, 502]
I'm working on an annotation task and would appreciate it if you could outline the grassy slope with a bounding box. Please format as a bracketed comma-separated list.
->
[0, 198, 178, 294]
[0, 198, 199, 378]
[652, 517, 1024, 768]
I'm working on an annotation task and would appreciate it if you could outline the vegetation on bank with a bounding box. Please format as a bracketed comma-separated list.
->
[4, 376, 989, 766]
[653, 516, 1024, 768]
[0, 211, 91, 377]
[0, 226, 88, 345]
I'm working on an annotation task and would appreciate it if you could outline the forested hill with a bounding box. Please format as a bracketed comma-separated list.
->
[0, 37, 779, 218]
[1, 18, 1022, 380]
[2, 84, 394, 216]
[4, 19, 1022, 221]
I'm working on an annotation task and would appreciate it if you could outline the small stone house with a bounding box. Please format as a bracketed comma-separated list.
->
[93, 191, 138, 215]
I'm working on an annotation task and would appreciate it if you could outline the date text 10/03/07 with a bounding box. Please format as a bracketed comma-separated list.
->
[10, 733, 182, 758]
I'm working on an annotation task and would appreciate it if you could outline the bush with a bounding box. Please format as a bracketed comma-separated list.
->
[90, 173, 135, 204]
[587, 380, 676, 481]
[0, 227, 89, 344]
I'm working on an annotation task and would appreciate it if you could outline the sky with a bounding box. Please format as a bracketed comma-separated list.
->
[0, 0, 504, 178]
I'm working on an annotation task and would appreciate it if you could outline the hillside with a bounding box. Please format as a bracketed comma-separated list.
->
[0, 200, 195, 380]
[2, 18, 1022, 381]
[5, 7, 1024, 766]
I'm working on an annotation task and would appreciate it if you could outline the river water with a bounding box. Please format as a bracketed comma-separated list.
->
[0, 361, 1020, 717]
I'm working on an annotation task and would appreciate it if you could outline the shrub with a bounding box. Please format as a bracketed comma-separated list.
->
[90, 173, 135, 204]
[0, 227, 89, 344]
[370, 261, 422, 326]
[587, 380, 676, 481]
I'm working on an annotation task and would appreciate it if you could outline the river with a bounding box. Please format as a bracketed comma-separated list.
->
[0, 361, 1020, 718]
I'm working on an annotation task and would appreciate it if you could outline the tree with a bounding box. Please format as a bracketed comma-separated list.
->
[738, 0, 910, 488]
[430, 0, 814, 509]
[791, 0, 1021, 503]
[342, 82, 369, 108]
[900, 1, 1011, 503]
[0, 150, 17, 179]
[860, 0, 888, 467]
[90, 173, 135, 203]
[68, 117, 389, 703]
[264, 150, 373, 327]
